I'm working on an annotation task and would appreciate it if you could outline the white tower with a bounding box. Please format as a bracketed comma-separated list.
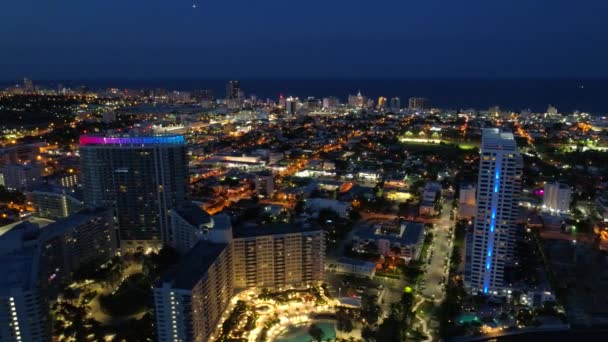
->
[465, 128, 522, 295]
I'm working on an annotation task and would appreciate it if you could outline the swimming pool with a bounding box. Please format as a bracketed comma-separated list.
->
[274, 321, 337, 342]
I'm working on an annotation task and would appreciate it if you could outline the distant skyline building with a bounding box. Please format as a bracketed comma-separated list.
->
[79, 134, 188, 251]
[465, 128, 522, 295]
[226, 80, 241, 100]
[322, 96, 339, 109]
[377, 96, 387, 110]
[23, 77, 34, 92]
[408, 97, 429, 110]
[348, 90, 366, 108]
[390, 97, 401, 111]
[286, 97, 298, 116]
[542, 182, 571, 215]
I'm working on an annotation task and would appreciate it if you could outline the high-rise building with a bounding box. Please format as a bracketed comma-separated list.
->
[0, 206, 116, 342]
[153, 222, 325, 341]
[79, 134, 188, 251]
[0, 247, 49, 342]
[377, 96, 387, 110]
[226, 80, 241, 100]
[542, 182, 571, 215]
[154, 241, 233, 342]
[30, 185, 85, 220]
[23, 78, 34, 92]
[285, 97, 298, 116]
[322, 97, 339, 110]
[0, 163, 43, 191]
[408, 97, 429, 110]
[38, 207, 116, 292]
[465, 128, 522, 295]
[348, 91, 366, 108]
[168, 202, 235, 255]
[232, 224, 325, 291]
[389, 97, 401, 111]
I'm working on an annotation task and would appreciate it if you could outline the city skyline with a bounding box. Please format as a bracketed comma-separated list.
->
[1, 2, 608, 340]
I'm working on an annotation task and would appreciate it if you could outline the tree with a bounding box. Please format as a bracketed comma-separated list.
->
[361, 293, 381, 325]
[294, 200, 305, 214]
[308, 323, 324, 342]
[336, 309, 354, 333]
[62, 287, 78, 305]
[0, 186, 26, 204]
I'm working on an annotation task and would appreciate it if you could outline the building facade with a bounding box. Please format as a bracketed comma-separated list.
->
[0, 163, 43, 191]
[542, 182, 571, 215]
[154, 242, 233, 342]
[0, 252, 49, 342]
[30, 186, 85, 220]
[458, 183, 477, 219]
[465, 128, 523, 295]
[0, 224, 48, 342]
[231, 225, 325, 291]
[37, 207, 115, 292]
[169, 202, 217, 255]
[79, 134, 188, 251]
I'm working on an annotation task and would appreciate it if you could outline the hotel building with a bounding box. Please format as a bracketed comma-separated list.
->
[79, 134, 188, 251]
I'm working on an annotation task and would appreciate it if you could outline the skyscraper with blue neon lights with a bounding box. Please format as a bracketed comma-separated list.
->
[465, 128, 522, 295]
[80, 134, 188, 252]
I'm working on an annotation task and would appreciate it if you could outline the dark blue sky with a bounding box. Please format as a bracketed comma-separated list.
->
[1, 0, 607, 80]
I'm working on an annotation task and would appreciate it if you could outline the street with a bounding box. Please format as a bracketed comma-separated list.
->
[421, 197, 454, 301]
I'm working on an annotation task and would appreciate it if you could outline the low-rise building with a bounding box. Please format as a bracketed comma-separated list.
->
[329, 257, 376, 279]
[254, 171, 274, 198]
[542, 182, 571, 215]
[353, 221, 425, 261]
[304, 198, 351, 218]
[458, 183, 477, 219]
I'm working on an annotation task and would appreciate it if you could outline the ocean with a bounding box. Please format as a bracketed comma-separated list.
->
[6, 79, 608, 114]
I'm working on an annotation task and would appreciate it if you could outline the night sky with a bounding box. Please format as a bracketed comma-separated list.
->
[1, 0, 607, 80]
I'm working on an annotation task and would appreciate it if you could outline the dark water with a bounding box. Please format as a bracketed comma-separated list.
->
[7, 79, 608, 114]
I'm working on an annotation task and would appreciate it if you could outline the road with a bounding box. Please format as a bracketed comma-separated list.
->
[421, 197, 454, 301]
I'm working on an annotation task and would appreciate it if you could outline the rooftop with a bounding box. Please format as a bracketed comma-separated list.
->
[355, 221, 425, 246]
[337, 257, 376, 268]
[157, 241, 228, 290]
[234, 222, 323, 239]
[79, 134, 185, 146]
[0, 248, 39, 294]
[39, 207, 110, 241]
[481, 128, 518, 151]
[173, 202, 211, 227]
